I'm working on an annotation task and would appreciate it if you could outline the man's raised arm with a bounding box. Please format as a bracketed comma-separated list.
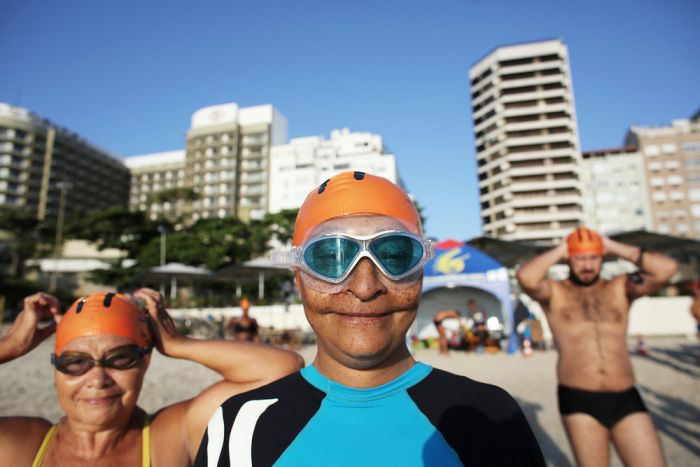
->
[516, 242, 567, 303]
[603, 238, 678, 299]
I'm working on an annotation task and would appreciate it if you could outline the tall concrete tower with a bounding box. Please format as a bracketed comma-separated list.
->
[469, 39, 584, 244]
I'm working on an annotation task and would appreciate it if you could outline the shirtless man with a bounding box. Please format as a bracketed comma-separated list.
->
[433, 309, 461, 354]
[517, 227, 677, 467]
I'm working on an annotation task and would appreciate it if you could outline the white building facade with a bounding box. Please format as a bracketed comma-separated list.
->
[469, 39, 585, 244]
[626, 115, 700, 239]
[580, 147, 652, 234]
[269, 128, 401, 213]
[186, 103, 287, 221]
[123, 150, 186, 221]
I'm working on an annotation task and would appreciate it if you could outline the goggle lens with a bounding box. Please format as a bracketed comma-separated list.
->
[304, 237, 361, 280]
[370, 235, 423, 275]
[302, 232, 427, 282]
[52, 345, 148, 376]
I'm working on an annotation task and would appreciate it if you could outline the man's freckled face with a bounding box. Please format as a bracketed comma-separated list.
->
[299, 215, 422, 370]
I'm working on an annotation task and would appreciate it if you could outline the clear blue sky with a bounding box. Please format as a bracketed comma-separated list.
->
[1, 0, 698, 240]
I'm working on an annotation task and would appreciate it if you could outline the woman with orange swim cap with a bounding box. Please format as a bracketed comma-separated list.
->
[0, 288, 303, 467]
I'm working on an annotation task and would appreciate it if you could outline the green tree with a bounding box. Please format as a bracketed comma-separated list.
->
[262, 209, 298, 244]
[149, 188, 197, 226]
[0, 207, 53, 278]
[137, 217, 260, 270]
[413, 200, 427, 231]
[65, 206, 163, 257]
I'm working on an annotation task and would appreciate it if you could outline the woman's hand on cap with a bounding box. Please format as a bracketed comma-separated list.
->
[133, 287, 183, 355]
[1, 293, 60, 362]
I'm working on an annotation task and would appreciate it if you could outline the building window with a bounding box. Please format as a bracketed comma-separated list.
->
[667, 175, 683, 185]
[661, 143, 677, 154]
[649, 177, 664, 187]
[644, 145, 660, 157]
[685, 157, 700, 169]
[691, 204, 700, 217]
[670, 191, 685, 201]
[652, 192, 667, 202]
[682, 141, 700, 153]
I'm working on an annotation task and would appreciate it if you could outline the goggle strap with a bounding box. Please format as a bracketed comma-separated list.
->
[269, 249, 299, 271]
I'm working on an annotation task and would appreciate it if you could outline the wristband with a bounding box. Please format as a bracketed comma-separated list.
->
[636, 247, 646, 268]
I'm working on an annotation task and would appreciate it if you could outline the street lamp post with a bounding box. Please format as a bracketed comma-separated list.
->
[157, 225, 167, 296]
[49, 181, 71, 292]
[157, 225, 167, 266]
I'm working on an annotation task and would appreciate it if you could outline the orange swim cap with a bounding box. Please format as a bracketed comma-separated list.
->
[566, 227, 604, 256]
[55, 292, 151, 354]
[292, 171, 422, 246]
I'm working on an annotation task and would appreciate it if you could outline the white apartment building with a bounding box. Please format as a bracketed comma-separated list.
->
[469, 39, 585, 244]
[186, 103, 287, 222]
[123, 150, 186, 221]
[581, 147, 652, 234]
[269, 128, 401, 213]
[626, 115, 700, 238]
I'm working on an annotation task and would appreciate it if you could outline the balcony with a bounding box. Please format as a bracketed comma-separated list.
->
[240, 184, 265, 196]
[512, 194, 582, 207]
[512, 226, 576, 241]
[240, 160, 267, 172]
[511, 179, 581, 192]
[503, 118, 572, 133]
[512, 209, 582, 223]
[497, 60, 563, 76]
[509, 163, 578, 177]
[498, 74, 566, 92]
[241, 135, 268, 146]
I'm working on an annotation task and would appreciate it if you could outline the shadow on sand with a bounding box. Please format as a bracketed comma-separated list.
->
[632, 343, 700, 379]
[516, 398, 573, 467]
[639, 384, 700, 458]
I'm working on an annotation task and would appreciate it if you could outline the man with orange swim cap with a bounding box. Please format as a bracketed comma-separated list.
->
[517, 227, 677, 466]
[196, 172, 544, 466]
[292, 171, 422, 246]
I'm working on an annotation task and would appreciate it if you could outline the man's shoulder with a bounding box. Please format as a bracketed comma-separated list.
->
[409, 368, 545, 467]
[410, 367, 520, 415]
[220, 370, 321, 412]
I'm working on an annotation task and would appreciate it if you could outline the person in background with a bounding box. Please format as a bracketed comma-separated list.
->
[517, 227, 677, 467]
[433, 309, 461, 355]
[466, 298, 486, 322]
[690, 280, 700, 336]
[0, 289, 302, 466]
[225, 297, 259, 343]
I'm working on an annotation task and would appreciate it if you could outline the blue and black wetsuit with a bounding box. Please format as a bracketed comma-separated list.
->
[194, 362, 544, 466]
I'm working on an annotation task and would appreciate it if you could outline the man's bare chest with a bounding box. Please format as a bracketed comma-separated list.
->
[550, 284, 628, 325]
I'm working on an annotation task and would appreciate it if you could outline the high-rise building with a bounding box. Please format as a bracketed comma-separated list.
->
[469, 39, 584, 244]
[185, 103, 287, 222]
[626, 114, 700, 238]
[0, 103, 129, 222]
[581, 147, 652, 234]
[123, 150, 186, 221]
[268, 128, 401, 213]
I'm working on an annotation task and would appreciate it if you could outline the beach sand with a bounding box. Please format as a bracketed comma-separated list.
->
[1, 335, 698, 466]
